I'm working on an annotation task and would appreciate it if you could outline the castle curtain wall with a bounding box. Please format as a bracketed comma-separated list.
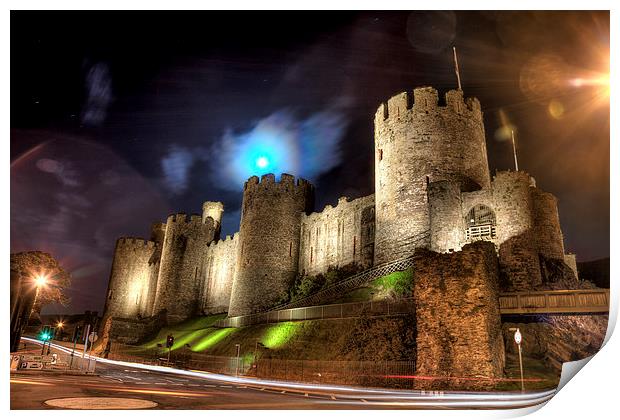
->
[298, 194, 375, 276]
[202, 233, 239, 314]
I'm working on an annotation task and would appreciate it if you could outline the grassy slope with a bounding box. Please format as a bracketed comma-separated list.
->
[137, 314, 417, 362]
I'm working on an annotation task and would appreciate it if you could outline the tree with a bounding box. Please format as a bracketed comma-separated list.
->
[10, 251, 71, 314]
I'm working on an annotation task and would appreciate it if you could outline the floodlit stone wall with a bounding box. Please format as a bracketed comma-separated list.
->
[202, 233, 239, 314]
[413, 242, 505, 380]
[228, 173, 314, 317]
[104, 238, 157, 319]
[299, 194, 375, 276]
[152, 213, 217, 323]
[374, 87, 490, 264]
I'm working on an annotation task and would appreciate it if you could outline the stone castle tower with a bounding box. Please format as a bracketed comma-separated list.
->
[228, 174, 314, 316]
[102, 84, 577, 342]
[374, 87, 490, 264]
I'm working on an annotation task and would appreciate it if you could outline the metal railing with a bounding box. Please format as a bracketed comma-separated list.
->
[215, 297, 416, 328]
[273, 255, 419, 311]
[499, 289, 610, 315]
[106, 342, 417, 388]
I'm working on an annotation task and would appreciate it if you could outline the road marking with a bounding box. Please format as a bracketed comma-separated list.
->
[305, 393, 309, 397]
[281, 390, 286, 394]
[188, 384, 200, 387]
[361, 399, 368, 403]
[124, 376, 141, 381]
[203, 385, 216, 388]
[154, 382, 167, 385]
[260, 387, 265, 391]
[220, 385, 232, 388]
[331, 395, 337, 400]
[236, 386, 247, 389]
[100, 376, 123, 382]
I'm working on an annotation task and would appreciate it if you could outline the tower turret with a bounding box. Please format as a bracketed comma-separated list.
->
[228, 173, 314, 317]
[152, 213, 218, 323]
[374, 87, 491, 264]
[202, 201, 224, 238]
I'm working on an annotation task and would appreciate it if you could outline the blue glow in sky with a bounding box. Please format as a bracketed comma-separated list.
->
[213, 104, 349, 190]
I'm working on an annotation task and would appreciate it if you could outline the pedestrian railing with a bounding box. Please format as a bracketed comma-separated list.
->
[272, 252, 423, 312]
[106, 342, 417, 388]
[215, 297, 416, 328]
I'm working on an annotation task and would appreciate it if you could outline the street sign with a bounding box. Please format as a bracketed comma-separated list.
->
[514, 328, 522, 345]
[88, 332, 98, 343]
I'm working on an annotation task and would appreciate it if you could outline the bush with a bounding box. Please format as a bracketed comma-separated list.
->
[372, 269, 414, 298]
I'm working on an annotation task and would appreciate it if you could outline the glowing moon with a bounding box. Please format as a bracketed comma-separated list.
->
[256, 156, 269, 168]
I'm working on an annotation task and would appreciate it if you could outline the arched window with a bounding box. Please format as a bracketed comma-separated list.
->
[465, 204, 497, 242]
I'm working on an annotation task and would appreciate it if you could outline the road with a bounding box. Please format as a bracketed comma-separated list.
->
[11, 338, 555, 410]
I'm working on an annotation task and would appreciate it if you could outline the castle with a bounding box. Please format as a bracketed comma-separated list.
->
[102, 86, 578, 333]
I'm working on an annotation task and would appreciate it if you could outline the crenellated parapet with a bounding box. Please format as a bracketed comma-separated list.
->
[374, 87, 483, 131]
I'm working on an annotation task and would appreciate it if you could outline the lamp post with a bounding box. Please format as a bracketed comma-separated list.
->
[235, 344, 241, 377]
[514, 328, 524, 392]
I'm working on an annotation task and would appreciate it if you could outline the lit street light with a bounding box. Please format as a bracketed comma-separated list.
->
[514, 328, 525, 393]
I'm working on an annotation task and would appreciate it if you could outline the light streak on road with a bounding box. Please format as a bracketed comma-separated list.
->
[10, 379, 53, 386]
[20, 337, 556, 409]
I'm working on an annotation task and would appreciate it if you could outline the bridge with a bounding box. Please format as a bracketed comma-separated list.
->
[215, 288, 610, 328]
[499, 289, 610, 315]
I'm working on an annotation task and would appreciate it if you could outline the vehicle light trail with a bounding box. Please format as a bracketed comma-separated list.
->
[20, 337, 556, 409]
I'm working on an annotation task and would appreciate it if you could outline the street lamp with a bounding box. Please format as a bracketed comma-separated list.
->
[35, 275, 47, 287]
[514, 328, 525, 393]
[235, 344, 241, 377]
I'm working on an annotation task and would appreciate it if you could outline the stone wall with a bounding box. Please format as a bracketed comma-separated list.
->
[228, 174, 314, 317]
[104, 237, 156, 320]
[202, 233, 239, 314]
[374, 87, 490, 265]
[413, 242, 505, 380]
[152, 214, 217, 323]
[298, 194, 375, 276]
[531, 188, 565, 259]
[428, 180, 465, 253]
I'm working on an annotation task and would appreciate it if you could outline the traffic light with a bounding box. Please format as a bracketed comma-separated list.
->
[73, 325, 84, 342]
[39, 325, 52, 341]
[166, 335, 174, 348]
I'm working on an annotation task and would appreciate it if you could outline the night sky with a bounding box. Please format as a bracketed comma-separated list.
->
[10, 11, 610, 315]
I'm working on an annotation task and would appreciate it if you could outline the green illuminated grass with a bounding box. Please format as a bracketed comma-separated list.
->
[262, 322, 300, 349]
[372, 268, 413, 297]
[191, 328, 235, 352]
[142, 314, 226, 350]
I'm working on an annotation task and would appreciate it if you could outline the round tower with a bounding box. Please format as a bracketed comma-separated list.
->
[152, 213, 217, 323]
[374, 87, 490, 264]
[531, 188, 565, 259]
[103, 237, 156, 320]
[491, 171, 534, 244]
[203, 201, 224, 238]
[428, 180, 465, 253]
[228, 173, 314, 317]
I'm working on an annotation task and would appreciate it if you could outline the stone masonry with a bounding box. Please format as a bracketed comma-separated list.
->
[413, 242, 505, 380]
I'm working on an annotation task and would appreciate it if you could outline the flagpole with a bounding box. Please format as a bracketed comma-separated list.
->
[453, 46, 462, 91]
[511, 130, 519, 171]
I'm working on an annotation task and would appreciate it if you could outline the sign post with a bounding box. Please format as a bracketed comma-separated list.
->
[81, 324, 91, 371]
[514, 328, 524, 392]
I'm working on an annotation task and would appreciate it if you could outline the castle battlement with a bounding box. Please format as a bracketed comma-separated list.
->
[303, 194, 375, 220]
[207, 232, 238, 248]
[165, 212, 216, 228]
[243, 172, 313, 195]
[116, 237, 156, 249]
[492, 170, 536, 188]
[375, 87, 482, 126]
